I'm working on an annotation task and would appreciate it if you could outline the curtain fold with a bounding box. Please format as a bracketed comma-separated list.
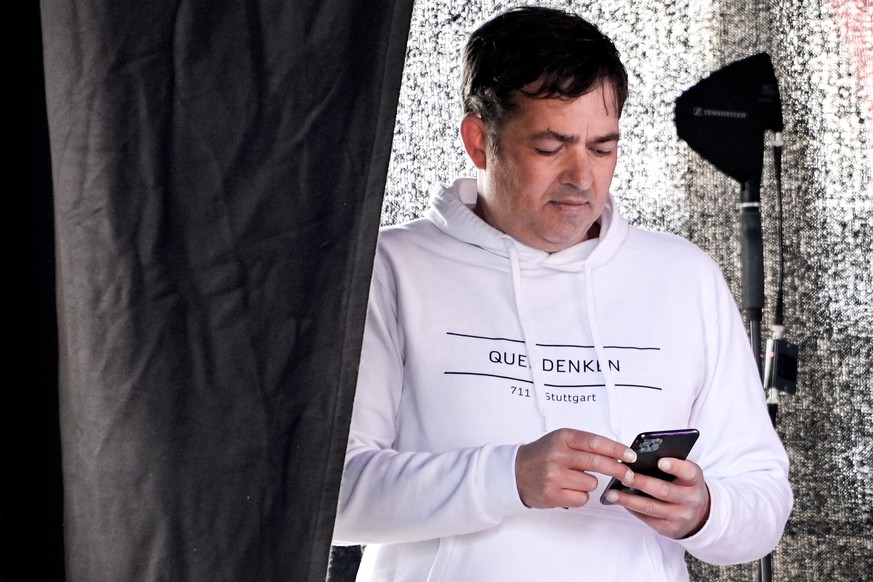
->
[40, 1, 413, 579]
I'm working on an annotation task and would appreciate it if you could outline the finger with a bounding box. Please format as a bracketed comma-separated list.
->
[656, 458, 703, 485]
[566, 451, 636, 484]
[620, 489, 709, 539]
[563, 429, 637, 463]
[524, 467, 597, 509]
[608, 473, 675, 506]
[607, 489, 668, 519]
[553, 489, 591, 508]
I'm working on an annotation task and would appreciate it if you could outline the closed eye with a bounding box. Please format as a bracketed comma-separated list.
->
[590, 134, 620, 157]
[535, 147, 561, 156]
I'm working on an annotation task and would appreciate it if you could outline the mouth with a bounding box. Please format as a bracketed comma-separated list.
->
[550, 199, 589, 209]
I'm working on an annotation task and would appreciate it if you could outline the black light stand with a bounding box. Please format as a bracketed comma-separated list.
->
[676, 53, 798, 582]
[740, 175, 765, 377]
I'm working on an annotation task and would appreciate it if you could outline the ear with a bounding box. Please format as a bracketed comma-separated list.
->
[460, 114, 489, 170]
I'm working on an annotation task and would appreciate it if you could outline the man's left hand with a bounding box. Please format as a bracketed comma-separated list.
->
[603, 457, 710, 539]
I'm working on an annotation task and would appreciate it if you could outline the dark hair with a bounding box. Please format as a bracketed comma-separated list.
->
[461, 6, 628, 140]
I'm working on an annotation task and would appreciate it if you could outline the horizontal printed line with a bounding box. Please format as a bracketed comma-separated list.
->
[616, 384, 663, 391]
[544, 383, 605, 388]
[537, 344, 661, 351]
[443, 373, 662, 391]
[446, 332, 525, 344]
[443, 371, 533, 383]
[544, 384, 662, 391]
[445, 333, 659, 351]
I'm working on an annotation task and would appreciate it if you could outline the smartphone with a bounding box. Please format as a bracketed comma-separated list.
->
[599, 428, 700, 505]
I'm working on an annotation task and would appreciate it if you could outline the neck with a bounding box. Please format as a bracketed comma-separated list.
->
[586, 221, 601, 240]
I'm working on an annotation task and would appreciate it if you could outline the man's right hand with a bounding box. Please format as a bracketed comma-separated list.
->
[515, 428, 637, 509]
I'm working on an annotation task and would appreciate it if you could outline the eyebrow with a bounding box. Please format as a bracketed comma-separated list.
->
[527, 130, 621, 145]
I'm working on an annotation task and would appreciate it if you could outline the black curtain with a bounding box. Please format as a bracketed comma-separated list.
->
[2, 2, 65, 581]
[33, 1, 413, 580]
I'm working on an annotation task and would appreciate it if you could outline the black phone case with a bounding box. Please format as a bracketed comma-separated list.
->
[599, 428, 700, 504]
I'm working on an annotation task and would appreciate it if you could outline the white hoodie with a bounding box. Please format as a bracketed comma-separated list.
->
[334, 178, 792, 581]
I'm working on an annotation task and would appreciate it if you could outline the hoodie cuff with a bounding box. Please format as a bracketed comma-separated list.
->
[481, 443, 528, 517]
[678, 478, 726, 555]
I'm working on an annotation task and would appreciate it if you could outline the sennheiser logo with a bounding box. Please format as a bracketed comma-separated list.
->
[693, 107, 748, 119]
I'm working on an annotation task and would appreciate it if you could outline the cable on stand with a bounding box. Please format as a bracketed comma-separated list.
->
[762, 131, 799, 428]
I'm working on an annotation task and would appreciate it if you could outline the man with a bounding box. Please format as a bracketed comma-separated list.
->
[334, 6, 792, 580]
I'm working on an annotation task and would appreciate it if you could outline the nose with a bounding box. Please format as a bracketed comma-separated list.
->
[560, 148, 594, 191]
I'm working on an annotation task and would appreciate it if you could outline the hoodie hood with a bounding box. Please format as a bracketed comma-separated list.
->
[424, 177, 630, 269]
[424, 177, 630, 436]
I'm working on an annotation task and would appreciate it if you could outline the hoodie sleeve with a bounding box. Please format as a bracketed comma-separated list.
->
[679, 265, 793, 564]
[332, 246, 527, 545]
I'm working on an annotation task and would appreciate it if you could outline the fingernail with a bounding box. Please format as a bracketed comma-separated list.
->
[624, 449, 637, 463]
[658, 458, 671, 471]
[624, 469, 634, 483]
[606, 491, 618, 503]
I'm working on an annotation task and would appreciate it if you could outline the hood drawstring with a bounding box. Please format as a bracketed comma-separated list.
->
[582, 264, 622, 437]
[504, 238, 549, 432]
[503, 238, 623, 438]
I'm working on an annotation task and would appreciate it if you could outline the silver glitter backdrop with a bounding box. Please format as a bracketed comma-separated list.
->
[381, 0, 872, 579]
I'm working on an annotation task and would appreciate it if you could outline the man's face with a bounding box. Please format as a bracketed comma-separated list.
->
[464, 83, 620, 253]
